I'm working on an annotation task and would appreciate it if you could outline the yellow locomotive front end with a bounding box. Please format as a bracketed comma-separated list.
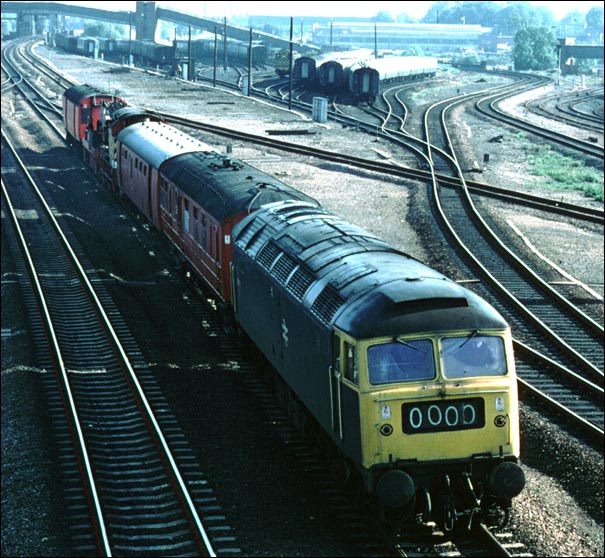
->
[336, 326, 524, 529]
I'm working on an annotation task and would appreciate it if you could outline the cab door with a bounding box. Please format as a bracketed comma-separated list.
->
[330, 332, 360, 454]
[330, 333, 344, 441]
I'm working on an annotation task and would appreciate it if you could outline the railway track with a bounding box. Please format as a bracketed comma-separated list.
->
[420, 90, 603, 446]
[252, 67, 605, 445]
[3, 37, 600, 556]
[1, 108, 238, 557]
[476, 79, 604, 160]
[19, 37, 601, 446]
[186, 277, 532, 558]
[524, 86, 604, 133]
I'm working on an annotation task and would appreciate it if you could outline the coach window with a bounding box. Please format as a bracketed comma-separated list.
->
[160, 181, 168, 209]
[183, 199, 190, 234]
[171, 189, 178, 219]
[200, 214, 207, 250]
[210, 226, 217, 258]
[193, 207, 199, 239]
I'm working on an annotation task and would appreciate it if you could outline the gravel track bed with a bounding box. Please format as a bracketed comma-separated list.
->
[2, 47, 603, 557]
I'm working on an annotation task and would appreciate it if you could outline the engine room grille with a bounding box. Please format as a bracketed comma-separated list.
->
[287, 267, 314, 300]
[256, 241, 281, 270]
[272, 253, 297, 284]
[310, 285, 344, 325]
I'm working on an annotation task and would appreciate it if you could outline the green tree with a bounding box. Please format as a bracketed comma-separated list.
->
[84, 22, 125, 39]
[422, 1, 504, 26]
[454, 52, 482, 66]
[422, 1, 457, 24]
[583, 6, 604, 45]
[447, 1, 502, 26]
[585, 5, 604, 29]
[406, 45, 426, 56]
[494, 2, 555, 35]
[373, 11, 395, 23]
[395, 13, 416, 23]
[513, 27, 557, 70]
[560, 10, 585, 26]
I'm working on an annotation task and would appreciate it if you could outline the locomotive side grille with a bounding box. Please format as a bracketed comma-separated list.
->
[273, 253, 297, 284]
[310, 285, 344, 324]
[287, 267, 314, 300]
[257, 242, 281, 270]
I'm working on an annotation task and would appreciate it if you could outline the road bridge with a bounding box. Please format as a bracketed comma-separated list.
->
[557, 39, 604, 75]
[1, 1, 300, 52]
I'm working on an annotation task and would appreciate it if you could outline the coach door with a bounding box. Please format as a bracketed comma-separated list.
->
[361, 71, 371, 94]
[328, 66, 335, 84]
[301, 60, 310, 79]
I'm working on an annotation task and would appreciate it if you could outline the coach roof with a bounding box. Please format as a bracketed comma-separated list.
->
[117, 121, 214, 169]
[63, 83, 114, 104]
[161, 151, 318, 221]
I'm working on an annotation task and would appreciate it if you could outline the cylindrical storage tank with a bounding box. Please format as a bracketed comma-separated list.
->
[312, 97, 328, 123]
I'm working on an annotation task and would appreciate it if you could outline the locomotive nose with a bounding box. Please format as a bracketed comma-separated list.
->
[376, 470, 416, 511]
[489, 461, 526, 499]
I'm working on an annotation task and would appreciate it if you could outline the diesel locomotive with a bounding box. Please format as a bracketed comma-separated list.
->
[231, 201, 524, 528]
[62, 83, 525, 530]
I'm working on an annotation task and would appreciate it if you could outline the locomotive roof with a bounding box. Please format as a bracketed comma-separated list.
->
[113, 106, 156, 120]
[63, 84, 116, 104]
[117, 121, 214, 170]
[160, 151, 319, 222]
[110, 107, 161, 131]
[233, 201, 508, 338]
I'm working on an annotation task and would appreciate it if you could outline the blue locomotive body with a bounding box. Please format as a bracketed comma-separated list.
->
[232, 201, 524, 525]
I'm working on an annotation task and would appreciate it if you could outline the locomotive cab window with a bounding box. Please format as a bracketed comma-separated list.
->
[441, 334, 506, 378]
[333, 334, 358, 385]
[368, 338, 434, 385]
[344, 341, 358, 384]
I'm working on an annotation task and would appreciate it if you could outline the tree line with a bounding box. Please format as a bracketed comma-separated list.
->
[374, 1, 604, 72]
